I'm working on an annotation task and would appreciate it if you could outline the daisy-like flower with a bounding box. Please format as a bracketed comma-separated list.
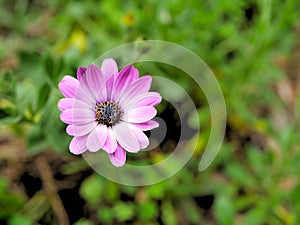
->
[57, 58, 161, 167]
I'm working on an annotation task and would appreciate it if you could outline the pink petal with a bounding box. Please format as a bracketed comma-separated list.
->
[113, 65, 139, 96]
[60, 108, 95, 125]
[86, 125, 107, 152]
[101, 58, 118, 80]
[86, 64, 105, 99]
[75, 81, 97, 106]
[77, 66, 86, 80]
[75, 67, 99, 105]
[69, 135, 88, 155]
[105, 75, 115, 100]
[129, 124, 149, 149]
[117, 76, 152, 104]
[73, 122, 97, 136]
[58, 75, 79, 98]
[131, 120, 159, 131]
[134, 92, 162, 108]
[102, 127, 118, 153]
[72, 98, 94, 110]
[122, 92, 161, 111]
[125, 106, 157, 123]
[58, 98, 74, 111]
[57, 98, 93, 112]
[66, 125, 75, 135]
[108, 144, 126, 167]
[112, 122, 140, 153]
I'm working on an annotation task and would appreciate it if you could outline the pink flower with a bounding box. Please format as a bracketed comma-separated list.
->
[58, 58, 161, 167]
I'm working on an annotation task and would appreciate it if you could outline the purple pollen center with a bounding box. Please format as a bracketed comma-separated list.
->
[95, 101, 122, 127]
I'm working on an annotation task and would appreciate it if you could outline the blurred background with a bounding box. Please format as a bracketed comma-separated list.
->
[1, 0, 300, 224]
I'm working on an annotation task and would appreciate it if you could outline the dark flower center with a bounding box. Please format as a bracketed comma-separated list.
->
[95, 101, 122, 127]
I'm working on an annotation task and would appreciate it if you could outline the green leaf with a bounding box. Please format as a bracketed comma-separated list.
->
[243, 206, 266, 225]
[145, 182, 166, 199]
[182, 199, 201, 224]
[225, 162, 256, 187]
[21, 192, 50, 221]
[0, 182, 26, 219]
[74, 219, 94, 225]
[0, 178, 8, 189]
[44, 53, 55, 80]
[97, 207, 114, 224]
[0, 115, 22, 125]
[26, 125, 48, 154]
[17, 51, 45, 87]
[104, 182, 119, 202]
[55, 57, 65, 80]
[15, 82, 39, 117]
[37, 83, 51, 110]
[44, 53, 65, 84]
[8, 214, 32, 225]
[137, 201, 158, 221]
[113, 202, 135, 222]
[41, 97, 71, 153]
[162, 201, 177, 225]
[80, 175, 104, 206]
[292, 184, 300, 206]
[214, 195, 234, 225]
[246, 147, 272, 181]
[0, 71, 16, 96]
[60, 159, 89, 175]
[121, 185, 138, 196]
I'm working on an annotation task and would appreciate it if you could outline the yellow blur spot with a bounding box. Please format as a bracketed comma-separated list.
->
[151, 152, 164, 163]
[33, 111, 42, 123]
[24, 108, 33, 121]
[122, 12, 135, 27]
[254, 119, 267, 133]
[228, 115, 248, 131]
[274, 205, 294, 224]
[0, 98, 14, 109]
[195, 136, 205, 154]
[58, 29, 87, 54]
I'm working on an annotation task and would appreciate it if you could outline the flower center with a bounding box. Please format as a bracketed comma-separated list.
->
[95, 101, 122, 127]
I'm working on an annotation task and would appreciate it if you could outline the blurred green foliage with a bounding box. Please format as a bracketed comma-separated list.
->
[1, 0, 300, 224]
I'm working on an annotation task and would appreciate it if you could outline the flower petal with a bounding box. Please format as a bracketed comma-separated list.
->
[75, 66, 99, 105]
[57, 98, 93, 112]
[86, 125, 107, 152]
[122, 92, 161, 112]
[75, 81, 97, 106]
[58, 98, 74, 111]
[66, 125, 75, 135]
[101, 58, 118, 80]
[73, 122, 97, 136]
[60, 108, 95, 125]
[86, 64, 105, 99]
[117, 76, 152, 103]
[134, 92, 162, 108]
[131, 120, 159, 131]
[69, 135, 88, 155]
[100, 58, 118, 100]
[113, 65, 139, 97]
[113, 122, 140, 153]
[102, 127, 118, 153]
[73, 98, 94, 110]
[129, 124, 149, 149]
[105, 75, 115, 100]
[77, 66, 86, 80]
[108, 144, 126, 167]
[125, 106, 157, 123]
[58, 75, 79, 98]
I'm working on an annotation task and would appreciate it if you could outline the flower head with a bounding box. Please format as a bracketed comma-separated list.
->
[58, 59, 161, 167]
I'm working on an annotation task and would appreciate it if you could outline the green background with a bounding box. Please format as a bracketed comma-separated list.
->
[0, 0, 300, 224]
